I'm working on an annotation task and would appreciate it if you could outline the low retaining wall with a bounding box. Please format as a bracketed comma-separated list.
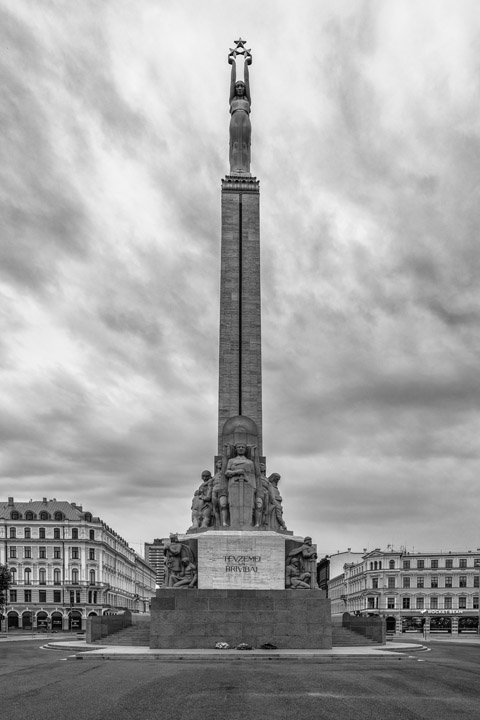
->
[342, 612, 385, 644]
[151, 589, 331, 649]
[86, 611, 132, 644]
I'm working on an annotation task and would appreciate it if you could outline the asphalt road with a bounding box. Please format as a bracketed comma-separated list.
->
[1, 640, 479, 720]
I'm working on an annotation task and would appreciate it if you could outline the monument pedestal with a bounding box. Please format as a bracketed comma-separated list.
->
[150, 588, 331, 649]
[150, 531, 332, 649]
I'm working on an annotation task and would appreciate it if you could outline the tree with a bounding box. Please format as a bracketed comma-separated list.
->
[0, 564, 12, 631]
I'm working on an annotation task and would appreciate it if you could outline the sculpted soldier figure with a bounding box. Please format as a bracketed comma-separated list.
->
[212, 458, 229, 527]
[197, 470, 213, 528]
[170, 558, 198, 588]
[285, 557, 311, 589]
[286, 537, 318, 589]
[228, 39, 252, 174]
[164, 534, 196, 587]
[267, 473, 287, 531]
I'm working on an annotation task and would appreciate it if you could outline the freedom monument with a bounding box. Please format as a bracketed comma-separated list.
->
[150, 40, 331, 649]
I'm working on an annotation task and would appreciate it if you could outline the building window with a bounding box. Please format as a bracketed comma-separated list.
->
[9, 527, 16, 538]
[24, 590, 32, 602]
[72, 547, 79, 560]
[54, 569, 61, 585]
[431, 576, 438, 588]
[458, 596, 467, 609]
[402, 597, 410, 609]
[10, 589, 17, 602]
[72, 569, 79, 584]
[10, 568, 16, 584]
[387, 597, 395, 609]
[372, 578, 379, 589]
[54, 528, 61, 540]
[459, 559, 467, 569]
[473, 596, 479, 610]
[72, 528, 79, 540]
[24, 527, 31, 539]
[474, 576, 479, 588]
[430, 597, 438, 609]
[445, 576, 453, 588]
[39, 528, 46, 539]
[389, 560, 395, 570]
[11, 511, 20, 520]
[24, 547, 31, 559]
[39, 546, 46, 559]
[431, 559, 438, 569]
[388, 577, 396, 588]
[54, 512, 63, 521]
[25, 511, 34, 521]
[24, 568, 32, 585]
[70, 590, 75, 604]
[416, 597, 424, 609]
[53, 590, 61, 603]
[89, 529, 95, 541]
[89, 570, 96, 585]
[76, 590, 81, 603]
[459, 576, 467, 588]
[403, 560, 410, 570]
[39, 590, 47, 603]
[39, 569, 46, 585]
[9, 547, 16, 559]
[40, 511, 49, 521]
[89, 549, 96, 561]
[417, 577, 424, 588]
[403, 577, 410, 588]
[53, 547, 61, 559]
[445, 558, 453, 569]
[444, 597, 452, 609]
[417, 560, 424, 570]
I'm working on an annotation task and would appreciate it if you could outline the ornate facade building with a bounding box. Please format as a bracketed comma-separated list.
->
[328, 547, 480, 636]
[0, 498, 156, 631]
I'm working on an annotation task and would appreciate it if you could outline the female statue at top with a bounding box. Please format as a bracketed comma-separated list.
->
[228, 46, 252, 175]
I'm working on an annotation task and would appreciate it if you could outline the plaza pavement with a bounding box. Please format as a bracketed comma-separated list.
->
[3, 631, 480, 661]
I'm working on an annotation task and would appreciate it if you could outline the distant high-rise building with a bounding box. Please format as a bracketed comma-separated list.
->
[144, 538, 168, 587]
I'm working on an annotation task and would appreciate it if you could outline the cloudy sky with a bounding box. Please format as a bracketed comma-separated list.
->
[1, 0, 479, 558]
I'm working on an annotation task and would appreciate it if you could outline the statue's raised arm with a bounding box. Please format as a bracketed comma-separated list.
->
[227, 39, 252, 175]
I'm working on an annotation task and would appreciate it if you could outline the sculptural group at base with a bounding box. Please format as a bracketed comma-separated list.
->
[188, 416, 288, 534]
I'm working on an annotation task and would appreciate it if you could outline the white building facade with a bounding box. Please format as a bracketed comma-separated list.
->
[0, 498, 156, 631]
[331, 548, 480, 636]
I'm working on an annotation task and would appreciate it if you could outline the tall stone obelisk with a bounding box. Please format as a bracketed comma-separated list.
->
[149, 41, 331, 651]
[218, 40, 262, 456]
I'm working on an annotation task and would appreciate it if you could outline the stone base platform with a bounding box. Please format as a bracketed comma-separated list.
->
[150, 589, 332, 649]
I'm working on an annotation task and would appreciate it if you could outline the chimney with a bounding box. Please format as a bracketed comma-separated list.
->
[43, 497, 47, 504]
[8, 497, 14, 506]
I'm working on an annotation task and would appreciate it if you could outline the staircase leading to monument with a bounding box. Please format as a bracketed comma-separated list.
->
[100, 615, 150, 647]
[97, 616, 381, 648]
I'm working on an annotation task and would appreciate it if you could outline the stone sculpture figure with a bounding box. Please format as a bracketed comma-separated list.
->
[190, 490, 202, 529]
[170, 558, 198, 588]
[286, 537, 318, 589]
[228, 38, 252, 174]
[197, 470, 213, 528]
[212, 458, 229, 527]
[224, 441, 260, 527]
[267, 473, 287, 531]
[164, 534, 197, 588]
[285, 557, 311, 589]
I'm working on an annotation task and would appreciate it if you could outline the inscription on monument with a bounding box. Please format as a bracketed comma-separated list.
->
[198, 531, 286, 589]
[224, 555, 261, 572]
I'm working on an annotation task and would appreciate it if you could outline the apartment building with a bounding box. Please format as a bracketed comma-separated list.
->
[0, 498, 156, 631]
[330, 547, 480, 635]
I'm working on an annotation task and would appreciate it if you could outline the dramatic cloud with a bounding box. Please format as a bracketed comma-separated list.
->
[1, 0, 479, 557]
